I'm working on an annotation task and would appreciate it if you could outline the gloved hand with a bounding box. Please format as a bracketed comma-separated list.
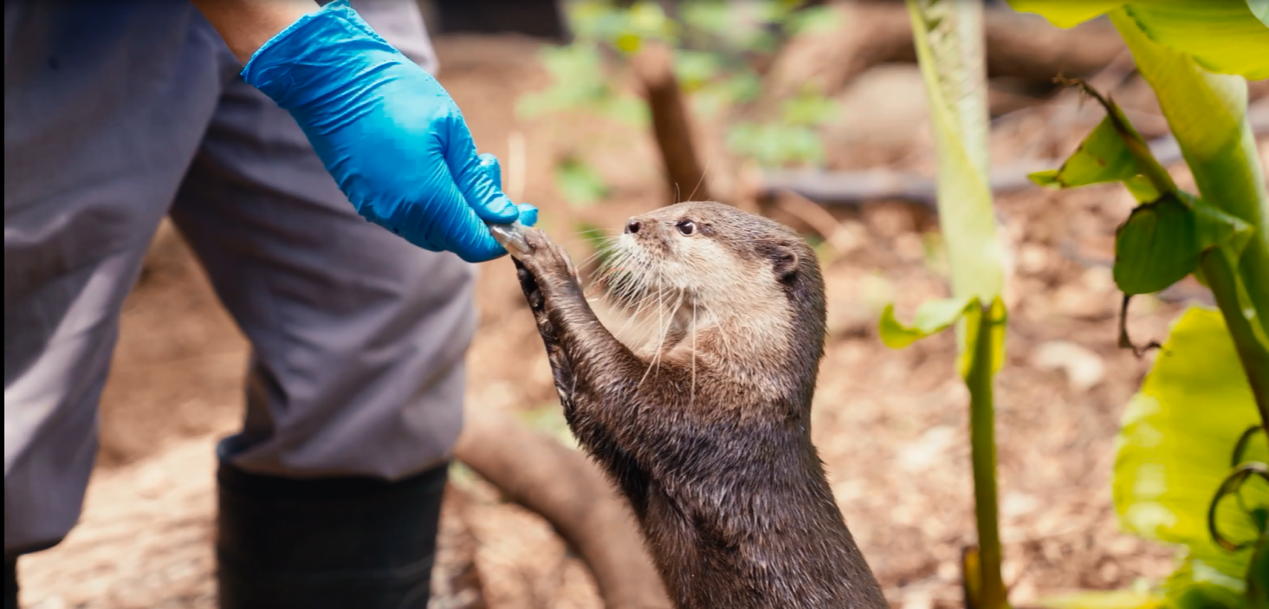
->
[240, 0, 537, 262]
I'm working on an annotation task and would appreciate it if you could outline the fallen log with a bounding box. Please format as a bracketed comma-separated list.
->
[765, 1, 1126, 101]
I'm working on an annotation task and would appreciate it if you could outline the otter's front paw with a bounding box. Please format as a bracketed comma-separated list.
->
[515, 228, 582, 291]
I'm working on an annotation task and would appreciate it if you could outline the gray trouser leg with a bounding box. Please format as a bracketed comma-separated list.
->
[4, 2, 229, 558]
[4, 0, 468, 564]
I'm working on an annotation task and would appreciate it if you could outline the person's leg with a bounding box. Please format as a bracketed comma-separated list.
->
[3, 1, 230, 600]
[169, 4, 466, 607]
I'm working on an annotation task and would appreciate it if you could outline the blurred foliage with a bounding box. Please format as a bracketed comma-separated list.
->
[517, 0, 842, 206]
[554, 155, 610, 207]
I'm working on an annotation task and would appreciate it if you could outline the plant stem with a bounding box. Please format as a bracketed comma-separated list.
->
[1201, 251, 1269, 434]
[966, 304, 1007, 609]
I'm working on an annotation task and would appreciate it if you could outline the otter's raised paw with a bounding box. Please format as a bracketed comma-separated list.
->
[518, 228, 582, 288]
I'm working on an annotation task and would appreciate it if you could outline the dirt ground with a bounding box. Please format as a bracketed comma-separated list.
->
[16, 33, 1269, 609]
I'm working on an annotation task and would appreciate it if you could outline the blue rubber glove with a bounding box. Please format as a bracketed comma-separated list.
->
[240, 0, 537, 262]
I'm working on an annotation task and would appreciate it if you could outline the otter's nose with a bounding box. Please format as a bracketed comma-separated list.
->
[625, 219, 642, 234]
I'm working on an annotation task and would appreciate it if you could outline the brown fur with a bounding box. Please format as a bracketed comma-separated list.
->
[511, 201, 887, 608]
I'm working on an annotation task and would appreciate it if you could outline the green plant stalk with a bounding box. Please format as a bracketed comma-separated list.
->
[1201, 251, 1269, 434]
[966, 304, 1007, 609]
[1109, 9, 1269, 426]
[905, 1, 1008, 605]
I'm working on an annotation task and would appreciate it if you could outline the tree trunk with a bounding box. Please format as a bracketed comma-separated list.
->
[632, 41, 712, 204]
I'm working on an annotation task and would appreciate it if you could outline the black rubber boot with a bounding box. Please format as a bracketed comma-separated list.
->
[4, 559, 17, 609]
[216, 444, 447, 609]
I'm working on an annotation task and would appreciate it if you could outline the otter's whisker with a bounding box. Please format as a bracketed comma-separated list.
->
[684, 157, 711, 203]
[577, 242, 619, 270]
[615, 283, 657, 338]
[646, 286, 684, 383]
[691, 298, 697, 407]
[638, 274, 669, 388]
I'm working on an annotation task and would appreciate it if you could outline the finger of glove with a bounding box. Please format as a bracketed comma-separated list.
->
[482, 153, 539, 228]
[422, 176, 509, 262]
[447, 123, 518, 224]
[478, 153, 503, 189]
[516, 203, 539, 227]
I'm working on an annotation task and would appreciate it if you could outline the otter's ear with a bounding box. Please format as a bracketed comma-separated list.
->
[768, 243, 799, 282]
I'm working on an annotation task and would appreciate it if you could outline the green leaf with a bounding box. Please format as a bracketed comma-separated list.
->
[1028, 114, 1159, 200]
[554, 157, 608, 207]
[878, 296, 975, 349]
[877, 296, 999, 369]
[1008, 1, 1269, 79]
[1124, 175, 1163, 204]
[1005, 0, 1130, 28]
[1037, 589, 1163, 609]
[1114, 306, 1267, 590]
[1113, 193, 1253, 295]
[1114, 195, 1199, 295]
[1122, 1, 1269, 80]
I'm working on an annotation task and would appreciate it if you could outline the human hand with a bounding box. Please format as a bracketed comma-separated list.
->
[240, 0, 537, 262]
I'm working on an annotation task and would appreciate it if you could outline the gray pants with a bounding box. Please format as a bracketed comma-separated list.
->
[4, 1, 472, 558]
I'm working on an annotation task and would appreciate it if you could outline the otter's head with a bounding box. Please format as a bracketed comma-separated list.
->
[599, 201, 826, 380]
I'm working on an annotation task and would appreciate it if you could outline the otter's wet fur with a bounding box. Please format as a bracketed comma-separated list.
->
[511, 201, 886, 608]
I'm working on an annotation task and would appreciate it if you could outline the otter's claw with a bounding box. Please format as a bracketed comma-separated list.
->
[489, 222, 531, 259]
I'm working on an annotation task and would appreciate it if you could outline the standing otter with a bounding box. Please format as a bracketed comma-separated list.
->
[507, 201, 887, 608]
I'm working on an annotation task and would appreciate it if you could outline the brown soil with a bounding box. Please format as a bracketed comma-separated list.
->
[18, 33, 1265, 609]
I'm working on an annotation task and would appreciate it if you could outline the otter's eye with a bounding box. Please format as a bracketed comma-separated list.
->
[676, 220, 696, 236]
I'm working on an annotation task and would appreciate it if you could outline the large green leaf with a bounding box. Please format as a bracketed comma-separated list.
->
[1007, 0, 1269, 79]
[1038, 589, 1163, 609]
[1121, 2, 1269, 80]
[1114, 306, 1267, 591]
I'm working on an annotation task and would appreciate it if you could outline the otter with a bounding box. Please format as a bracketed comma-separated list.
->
[504, 201, 887, 608]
